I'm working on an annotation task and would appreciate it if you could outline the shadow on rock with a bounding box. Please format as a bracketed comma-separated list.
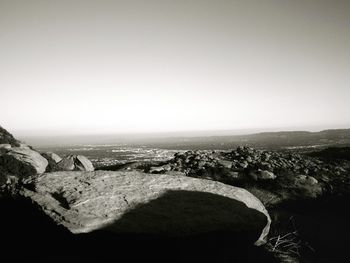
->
[0, 190, 277, 263]
[74, 190, 275, 263]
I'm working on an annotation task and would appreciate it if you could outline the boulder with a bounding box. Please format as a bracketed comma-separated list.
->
[41, 152, 63, 172]
[57, 155, 94, 171]
[0, 144, 11, 154]
[57, 155, 75, 170]
[0, 147, 48, 177]
[76, 155, 94, 171]
[258, 170, 276, 180]
[20, 171, 271, 246]
[0, 144, 11, 150]
[217, 159, 232, 169]
[42, 152, 62, 163]
[306, 176, 318, 185]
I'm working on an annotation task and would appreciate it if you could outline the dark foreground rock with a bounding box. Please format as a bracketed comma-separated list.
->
[20, 170, 270, 246]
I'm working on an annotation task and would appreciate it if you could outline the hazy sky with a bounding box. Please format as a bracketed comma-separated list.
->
[1, 0, 349, 136]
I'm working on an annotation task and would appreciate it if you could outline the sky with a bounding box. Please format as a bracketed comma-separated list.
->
[1, 0, 350, 137]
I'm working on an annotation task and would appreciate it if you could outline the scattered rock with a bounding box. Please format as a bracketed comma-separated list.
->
[151, 146, 349, 206]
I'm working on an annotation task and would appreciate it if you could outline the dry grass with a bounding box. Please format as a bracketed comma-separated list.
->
[266, 216, 315, 258]
[267, 230, 302, 256]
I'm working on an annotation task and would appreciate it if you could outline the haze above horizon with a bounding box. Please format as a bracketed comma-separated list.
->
[1, 0, 350, 135]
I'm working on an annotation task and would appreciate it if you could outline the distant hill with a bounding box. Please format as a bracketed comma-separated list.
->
[139, 129, 350, 150]
[19, 128, 350, 150]
[0, 126, 20, 146]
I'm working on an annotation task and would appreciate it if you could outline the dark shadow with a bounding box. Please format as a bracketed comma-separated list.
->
[270, 194, 350, 262]
[75, 190, 273, 263]
[96, 160, 165, 171]
[0, 195, 74, 261]
[89, 190, 267, 239]
[0, 191, 276, 263]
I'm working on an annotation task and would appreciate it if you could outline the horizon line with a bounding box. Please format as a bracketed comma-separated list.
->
[14, 126, 350, 139]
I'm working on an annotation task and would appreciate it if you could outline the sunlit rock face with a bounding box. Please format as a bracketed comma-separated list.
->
[20, 170, 271, 246]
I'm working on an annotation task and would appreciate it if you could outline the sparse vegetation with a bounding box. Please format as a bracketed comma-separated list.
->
[266, 217, 306, 258]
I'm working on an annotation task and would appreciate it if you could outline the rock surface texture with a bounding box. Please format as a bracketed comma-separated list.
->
[21, 170, 271, 246]
[0, 147, 48, 177]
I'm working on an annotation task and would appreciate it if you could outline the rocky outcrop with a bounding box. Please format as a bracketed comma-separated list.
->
[0, 147, 48, 178]
[20, 170, 271, 246]
[42, 152, 62, 163]
[41, 152, 62, 172]
[0, 126, 20, 146]
[0, 144, 11, 150]
[57, 155, 94, 171]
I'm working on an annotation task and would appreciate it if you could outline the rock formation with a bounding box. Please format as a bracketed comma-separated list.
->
[0, 126, 20, 146]
[42, 152, 62, 163]
[41, 152, 62, 172]
[0, 147, 48, 177]
[20, 170, 271, 246]
[57, 154, 94, 171]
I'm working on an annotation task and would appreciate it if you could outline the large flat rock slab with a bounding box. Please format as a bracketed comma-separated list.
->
[21, 171, 270, 245]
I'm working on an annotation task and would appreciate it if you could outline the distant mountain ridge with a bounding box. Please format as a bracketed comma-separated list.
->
[20, 128, 350, 150]
[139, 128, 350, 150]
